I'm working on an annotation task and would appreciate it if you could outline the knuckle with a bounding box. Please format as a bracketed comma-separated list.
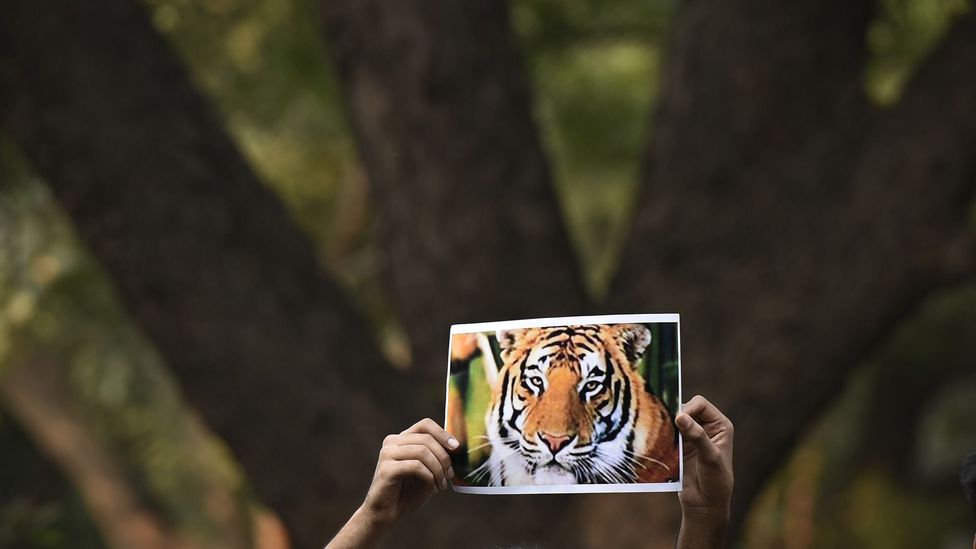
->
[383, 434, 397, 447]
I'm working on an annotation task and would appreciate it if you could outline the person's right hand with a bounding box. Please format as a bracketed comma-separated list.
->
[674, 395, 734, 547]
[360, 418, 459, 528]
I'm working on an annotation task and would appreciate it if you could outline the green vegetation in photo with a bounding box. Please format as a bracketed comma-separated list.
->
[463, 356, 493, 469]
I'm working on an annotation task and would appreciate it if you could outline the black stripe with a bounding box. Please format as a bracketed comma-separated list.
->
[506, 373, 522, 433]
[536, 351, 559, 363]
[625, 429, 638, 481]
[543, 328, 573, 340]
[507, 406, 523, 432]
[577, 332, 600, 347]
[603, 371, 632, 441]
[600, 379, 621, 430]
[497, 369, 510, 438]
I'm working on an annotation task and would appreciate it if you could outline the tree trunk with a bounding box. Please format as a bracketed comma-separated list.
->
[0, 2, 405, 547]
[611, 0, 976, 535]
[321, 0, 590, 377]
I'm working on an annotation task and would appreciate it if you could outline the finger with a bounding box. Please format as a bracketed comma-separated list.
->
[387, 444, 448, 489]
[675, 412, 721, 464]
[395, 433, 454, 478]
[387, 460, 437, 493]
[681, 395, 732, 429]
[403, 418, 461, 452]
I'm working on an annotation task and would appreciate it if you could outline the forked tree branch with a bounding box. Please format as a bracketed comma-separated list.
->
[321, 0, 589, 378]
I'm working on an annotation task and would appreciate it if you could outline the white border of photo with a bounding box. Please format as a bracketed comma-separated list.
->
[444, 313, 682, 495]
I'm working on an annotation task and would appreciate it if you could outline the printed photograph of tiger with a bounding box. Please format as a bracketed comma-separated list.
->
[446, 318, 681, 493]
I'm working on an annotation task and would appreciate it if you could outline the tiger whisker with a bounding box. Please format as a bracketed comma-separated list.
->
[466, 444, 523, 486]
[465, 459, 494, 484]
[588, 455, 627, 483]
[619, 449, 672, 472]
[465, 441, 495, 453]
[592, 449, 640, 482]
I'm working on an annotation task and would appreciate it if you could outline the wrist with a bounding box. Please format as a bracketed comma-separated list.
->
[677, 508, 729, 549]
[680, 504, 730, 526]
[352, 503, 395, 532]
[326, 504, 393, 549]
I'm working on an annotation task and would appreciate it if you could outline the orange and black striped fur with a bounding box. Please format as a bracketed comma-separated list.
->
[469, 324, 678, 486]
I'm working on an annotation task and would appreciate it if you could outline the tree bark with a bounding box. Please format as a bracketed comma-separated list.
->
[320, 0, 589, 376]
[612, 0, 976, 535]
[0, 2, 406, 547]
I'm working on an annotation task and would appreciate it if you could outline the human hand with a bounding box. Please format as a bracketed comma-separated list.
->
[674, 395, 733, 547]
[360, 418, 459, 527]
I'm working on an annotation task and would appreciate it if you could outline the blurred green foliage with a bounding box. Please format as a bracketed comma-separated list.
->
[865, 0, 970, 105]
[513, 0, 674, 294]
[461, 356, 492, 468]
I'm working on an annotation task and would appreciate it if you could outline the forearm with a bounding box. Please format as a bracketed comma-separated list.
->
[326, 506, 391, 549]
[675, 511, 729, 549]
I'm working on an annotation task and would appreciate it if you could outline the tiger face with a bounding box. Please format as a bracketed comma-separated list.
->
[476, 323, 674, 486]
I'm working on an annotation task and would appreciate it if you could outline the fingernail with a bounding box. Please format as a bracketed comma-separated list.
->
[676, 414, 692, 429]
[441, 477, 448, 490]
[447, 437, 460, 450]
[448, 466, 455, 479]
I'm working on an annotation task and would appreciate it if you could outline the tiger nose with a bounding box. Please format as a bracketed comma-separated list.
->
[539, 432, 574, 455]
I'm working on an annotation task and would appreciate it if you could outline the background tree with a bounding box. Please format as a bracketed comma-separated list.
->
[2, 0, 975, 548]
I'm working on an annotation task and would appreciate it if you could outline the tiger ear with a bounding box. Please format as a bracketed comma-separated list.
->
[495, 328, 524, 358]
[612, 324, 652, 364]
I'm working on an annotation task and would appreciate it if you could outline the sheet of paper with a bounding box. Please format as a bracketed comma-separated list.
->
[444, 313, 682, 494]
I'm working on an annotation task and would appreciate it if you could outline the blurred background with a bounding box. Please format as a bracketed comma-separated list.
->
[1, 0, 976, 548]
